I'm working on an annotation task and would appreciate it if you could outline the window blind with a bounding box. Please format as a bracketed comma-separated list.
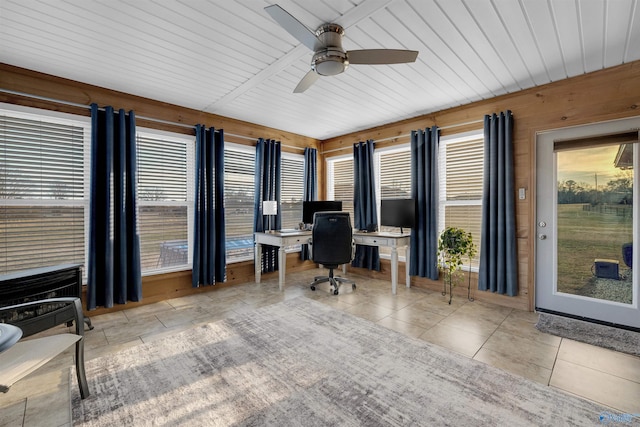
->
[329, 158, 354, 225]
[377, 147, 412, 257]
[137, 133, 191, 272]
[378, 149, 411, 200]
[0, 114, 87, 274]
[445, 138, 484, 200]
[224, 146, 255, 262]
[281, 154, 304, 229]
[138, 134, 187, 201]
[440, 135, 484, 268]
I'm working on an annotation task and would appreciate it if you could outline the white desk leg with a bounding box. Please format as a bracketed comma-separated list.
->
[390, 247, 398, 295]
[278, 246, 286, 291]
[255, 242, 262, 283]
[405, 244, 411, 288]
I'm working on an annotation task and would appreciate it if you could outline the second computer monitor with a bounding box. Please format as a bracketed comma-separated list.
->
[302, 200, 343, 224]
[380, 198, 416, 231]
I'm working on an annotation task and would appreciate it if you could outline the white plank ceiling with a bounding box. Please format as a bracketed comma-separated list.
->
[1, 0, 639, 140]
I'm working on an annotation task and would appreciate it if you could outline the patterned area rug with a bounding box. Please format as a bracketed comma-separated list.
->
[73, 297, 608, 426]
[536, 312, 640, 357]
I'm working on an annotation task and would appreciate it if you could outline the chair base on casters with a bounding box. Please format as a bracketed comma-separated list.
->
[310, 269, 356, 295]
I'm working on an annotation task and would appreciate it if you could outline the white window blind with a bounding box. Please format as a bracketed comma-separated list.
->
[378, 147, 412, 200]
[0, 111, 89, 274]
[137, 132, 192, 273]
[439, 132, 484, 269]
[224, 145, 255, 262]
[377, 146, 412, 258]
[327, 157, 354, 226]
[281, 153, 304, 229]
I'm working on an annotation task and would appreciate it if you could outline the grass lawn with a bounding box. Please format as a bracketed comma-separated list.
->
[557, 203, 632, 300]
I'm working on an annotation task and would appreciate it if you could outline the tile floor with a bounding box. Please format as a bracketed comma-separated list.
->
[1, 269, 639, 426]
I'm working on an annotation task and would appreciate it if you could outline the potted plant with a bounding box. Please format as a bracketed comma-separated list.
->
[438, 227, 477, 304]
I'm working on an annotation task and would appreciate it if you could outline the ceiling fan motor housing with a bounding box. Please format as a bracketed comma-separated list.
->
[312, 24, 349, 76]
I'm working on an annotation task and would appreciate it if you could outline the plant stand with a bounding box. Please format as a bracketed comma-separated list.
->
[441, 268, 474, 305]
[438, 226, 477, 306]
[442, 273, 453, 305]
[466, 273, 474, 302]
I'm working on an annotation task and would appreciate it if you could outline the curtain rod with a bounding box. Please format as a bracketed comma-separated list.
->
[321, 118, 484, 154]
[0, 89, 305, 150]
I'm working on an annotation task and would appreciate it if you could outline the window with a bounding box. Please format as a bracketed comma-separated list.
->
[0, 105, 196, 277]
[327, 148, 414, 234]
[280, 153, 304, 229]
[377, 145, 412, 219]
[326, 156, 354, 225]
[439, 131, 484, 269]
[326, 133, 484, 268]
[224, 144, 256, 262]
[376, 146, 412, 258]
[137, 130, 193, 273]
[327, 148, 412, 260]
[1, 104, 306, 276]
[0, 107, 90, 275]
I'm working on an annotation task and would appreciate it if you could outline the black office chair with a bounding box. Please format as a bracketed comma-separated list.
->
[308, 211, 356, 295]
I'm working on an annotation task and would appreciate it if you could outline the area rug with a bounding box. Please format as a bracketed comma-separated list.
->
[73, 297, 609, 426]
[536, 312, 640, 357]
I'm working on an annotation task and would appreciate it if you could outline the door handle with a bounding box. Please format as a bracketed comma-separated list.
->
[539, 234, 547, 240]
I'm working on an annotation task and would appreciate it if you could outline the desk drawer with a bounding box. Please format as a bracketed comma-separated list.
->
[285, 237, 307, 245]
[353, 236, 390, 247]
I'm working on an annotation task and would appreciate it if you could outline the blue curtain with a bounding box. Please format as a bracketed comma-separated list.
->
[87, 104, 142, 310]
[410, 127, 440, 280]
[301, 147, 317, 260]
[479, 111, 518, 296]
[352, 140, 380, 270]
[254, 139, 281, 273]
[192, 125, 226, 287]
[303, 147, 317, 202]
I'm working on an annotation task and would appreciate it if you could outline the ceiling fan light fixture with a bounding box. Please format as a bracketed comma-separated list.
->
[312, 49, 349, 76]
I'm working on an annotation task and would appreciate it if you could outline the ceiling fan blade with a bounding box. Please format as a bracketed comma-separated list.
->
[265, 5, 318, 51]
[294, 70, 319, 93]
[348, 49, 419, 65]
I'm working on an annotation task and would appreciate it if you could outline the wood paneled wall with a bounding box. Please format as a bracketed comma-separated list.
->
[323, 60, 640, 312]
[2, 61, 640, 313]
[0, 64, 320, 153]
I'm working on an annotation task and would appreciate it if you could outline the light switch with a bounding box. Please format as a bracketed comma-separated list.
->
[519, 188, 526, 200]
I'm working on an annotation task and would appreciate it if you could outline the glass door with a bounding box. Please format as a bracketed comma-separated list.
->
[535, 117, 640, 329]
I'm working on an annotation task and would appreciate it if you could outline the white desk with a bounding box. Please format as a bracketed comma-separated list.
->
[353, 231, 411, 295]
[254, 230, 311, 291]
[254, 229, 411, 294]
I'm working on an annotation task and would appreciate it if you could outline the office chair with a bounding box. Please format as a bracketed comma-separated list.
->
[308, 211, 356, 295]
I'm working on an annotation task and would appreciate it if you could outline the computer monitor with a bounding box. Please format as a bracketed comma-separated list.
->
[302, 200, 343, 224]
[380, 198, 416, 233]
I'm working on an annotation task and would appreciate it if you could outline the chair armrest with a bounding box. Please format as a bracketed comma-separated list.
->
[307, 238, 313, 258]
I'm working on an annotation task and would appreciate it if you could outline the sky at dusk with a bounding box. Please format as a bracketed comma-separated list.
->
[556, 144, 627, 187]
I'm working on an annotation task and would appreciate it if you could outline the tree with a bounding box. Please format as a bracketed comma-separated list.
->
[606, 171, 633, 204]
[0, 166, 21, 199]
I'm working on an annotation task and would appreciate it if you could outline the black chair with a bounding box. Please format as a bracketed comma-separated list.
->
[308, 211, 356, 295]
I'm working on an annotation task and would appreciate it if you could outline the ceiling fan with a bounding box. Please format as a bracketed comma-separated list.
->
[265, 4, 419, 93]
